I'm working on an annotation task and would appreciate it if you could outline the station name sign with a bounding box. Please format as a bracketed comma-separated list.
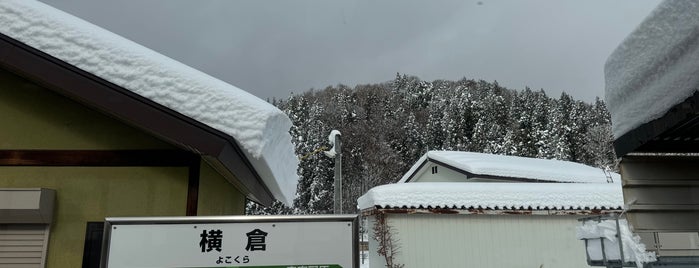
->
[102, 215, 358, 268]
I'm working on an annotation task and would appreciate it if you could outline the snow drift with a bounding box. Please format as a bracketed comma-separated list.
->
[577, 218, 657, 268]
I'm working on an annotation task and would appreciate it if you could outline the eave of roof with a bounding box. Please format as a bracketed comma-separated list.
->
[362, 207, 622, 216]
[357, 182, 624, 211]
[604, 1, 699, 155]
[0, 32, 274, 205]
[613, 92, 699, 156]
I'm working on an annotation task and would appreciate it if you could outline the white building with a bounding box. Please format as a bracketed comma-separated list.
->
[399, 151, 619, 184]
[359, 151, 623, 268]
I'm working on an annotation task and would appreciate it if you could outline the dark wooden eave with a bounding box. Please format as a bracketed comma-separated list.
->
[0, 150, 194, 166]
[613, 91, 699, 157]
[0, 150, 204, 216]
[0, 33, 274, 205]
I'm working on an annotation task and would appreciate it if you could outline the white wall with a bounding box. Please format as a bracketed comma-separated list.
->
[368, 213, 593, 268]
[410, 163, 466, 182]
[410, 162, 523, 183]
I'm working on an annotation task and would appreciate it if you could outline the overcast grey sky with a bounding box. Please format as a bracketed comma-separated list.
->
[40, 0, 660, 102]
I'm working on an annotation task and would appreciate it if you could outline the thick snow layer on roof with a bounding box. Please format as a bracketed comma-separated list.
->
[357, 182, 623, 210]
[0, 0, 298, 204]
[399, 151, 620, 183]
[605, 0, 699, 139]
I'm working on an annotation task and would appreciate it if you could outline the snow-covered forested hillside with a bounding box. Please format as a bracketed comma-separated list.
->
[247, 74, 616, 215]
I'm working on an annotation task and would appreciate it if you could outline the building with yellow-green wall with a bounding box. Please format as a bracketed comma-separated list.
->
[0, 2, 299, 267]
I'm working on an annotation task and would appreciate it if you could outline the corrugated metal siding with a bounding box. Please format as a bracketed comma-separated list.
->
[0, 225, 48, 268]
[639, 232, 699, 257]
[369, 214, 592, 268]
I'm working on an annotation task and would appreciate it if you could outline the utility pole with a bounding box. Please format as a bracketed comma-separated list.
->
[325, 130, 342, 214]
[334, 134, 342, 214]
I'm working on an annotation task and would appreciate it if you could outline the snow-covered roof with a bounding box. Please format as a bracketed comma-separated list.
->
[357, 182, 623, 211]
[0, 1, 298, 204]
[398, 151, 619, 183]
[605, 0, 699, 139]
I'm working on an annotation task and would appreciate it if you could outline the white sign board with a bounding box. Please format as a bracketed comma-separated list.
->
[102, 215, 358, 268]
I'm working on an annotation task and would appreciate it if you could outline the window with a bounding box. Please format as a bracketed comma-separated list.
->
[0, 224, 49, 267]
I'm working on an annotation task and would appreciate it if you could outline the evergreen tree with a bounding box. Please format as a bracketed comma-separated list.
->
[247, 74, 617, 215]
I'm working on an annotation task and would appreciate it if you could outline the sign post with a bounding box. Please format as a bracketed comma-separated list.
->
[101, 215, 358, 268]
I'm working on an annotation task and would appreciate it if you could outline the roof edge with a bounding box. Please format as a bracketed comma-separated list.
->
[613, 91, 699, 156]
[362, 207, 622, 216]
[0, 33, 275, 205]
[397, 154, 428, 183]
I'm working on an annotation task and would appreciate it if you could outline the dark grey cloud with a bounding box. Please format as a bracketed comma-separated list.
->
[40, 0, 660, 102]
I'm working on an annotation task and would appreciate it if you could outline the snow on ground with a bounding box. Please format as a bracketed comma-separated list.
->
[357, 182, 623, 210]
[605, 0, 699, 139]
[0, 0, 298, 204]
[399, 151, 620, 183]
[577, 218, 657, 268]
[359, 251, 370, 268]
